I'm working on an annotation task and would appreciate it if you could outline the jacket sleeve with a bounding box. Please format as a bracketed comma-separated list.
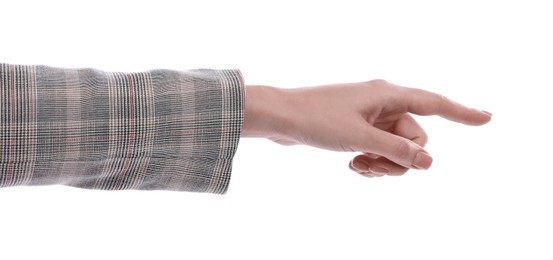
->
[0, 63, 244, 194]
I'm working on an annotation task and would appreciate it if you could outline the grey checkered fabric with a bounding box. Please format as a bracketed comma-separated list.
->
[0, 63, 244, 194]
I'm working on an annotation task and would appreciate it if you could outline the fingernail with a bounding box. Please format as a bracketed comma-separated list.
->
[412, 151, 433, 170]
[481, 110, 493, 116]
[370, 166, 389, 175]
[351, 160, 370, 172]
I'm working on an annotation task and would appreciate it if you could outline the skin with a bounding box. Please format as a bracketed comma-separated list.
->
[241, 79, 492, 178]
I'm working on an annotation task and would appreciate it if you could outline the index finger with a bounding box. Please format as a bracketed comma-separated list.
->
[399, 87, 492, 126]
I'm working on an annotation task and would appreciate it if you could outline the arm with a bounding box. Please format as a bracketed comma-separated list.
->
[0, 63, 244, 193]
[241, 80, 491, 177]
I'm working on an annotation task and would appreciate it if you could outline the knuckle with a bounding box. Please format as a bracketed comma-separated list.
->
[436, 93, 451, 108]
[366, 79, 396, 92]
[418, 130, 429, 147]
[365, 79, 402, 99]
[368, 79, 389, 86]
[392, 139, 412, 160]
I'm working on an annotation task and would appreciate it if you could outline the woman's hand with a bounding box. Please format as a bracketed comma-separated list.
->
[241, 80, 492, 177]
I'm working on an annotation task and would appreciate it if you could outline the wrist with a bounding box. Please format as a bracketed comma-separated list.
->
[241, 85, 292, 140]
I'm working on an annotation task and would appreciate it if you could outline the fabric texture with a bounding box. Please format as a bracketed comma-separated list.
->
[0, 63, 244, 194]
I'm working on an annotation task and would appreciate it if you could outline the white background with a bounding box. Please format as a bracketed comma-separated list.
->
[1, 0, 551, 259]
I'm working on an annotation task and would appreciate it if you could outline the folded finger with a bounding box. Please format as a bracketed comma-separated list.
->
[351, 153, 409, 177]
[394, 114, 428, 147]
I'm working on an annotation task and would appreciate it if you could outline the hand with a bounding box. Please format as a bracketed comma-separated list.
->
[241, 80, 492, 177]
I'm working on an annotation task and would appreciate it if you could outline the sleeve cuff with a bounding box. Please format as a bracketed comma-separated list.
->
[203, 69, 245, 194]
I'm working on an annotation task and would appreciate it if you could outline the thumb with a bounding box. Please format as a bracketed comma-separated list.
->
[361, 127, 433, 170]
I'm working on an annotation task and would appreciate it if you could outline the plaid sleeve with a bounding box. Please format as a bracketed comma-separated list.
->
[0, 63, 244, 194]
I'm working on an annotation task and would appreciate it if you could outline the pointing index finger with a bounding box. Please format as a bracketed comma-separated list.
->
[400, 87, 492, 126]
